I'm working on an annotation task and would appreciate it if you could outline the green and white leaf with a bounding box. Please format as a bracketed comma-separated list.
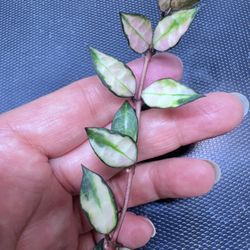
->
[120, 13, 153, 54]
[86, 128, 137, 168]
[90, 48, 136, 97]
[158, 0, 199, 11]
[153, 8, 198, 51]
[80, 167, 118, 235]
[142, 78, 204, 108]
[112, 101, 138, 142]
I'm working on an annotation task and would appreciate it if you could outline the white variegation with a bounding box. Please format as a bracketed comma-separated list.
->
[142, 78, 203, 108]
[86, 128, 137, 168]
[91, 48, 136, 97]
[120, 13, 153, 54]
[80, 168, 117, 234]
[153, 8, 198, 51]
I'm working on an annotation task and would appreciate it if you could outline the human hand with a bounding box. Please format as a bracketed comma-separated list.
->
[0, 53, 245, 250]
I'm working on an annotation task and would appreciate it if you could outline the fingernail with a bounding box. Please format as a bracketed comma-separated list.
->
[146, 218, 156, 238]
[231, 92, 249, 117]
[205, 160, 221, 184]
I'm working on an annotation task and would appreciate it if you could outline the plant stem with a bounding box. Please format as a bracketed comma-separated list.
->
[109, 50, 152, 248]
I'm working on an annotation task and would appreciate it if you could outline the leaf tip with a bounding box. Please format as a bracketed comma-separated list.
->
[190, 6, 200, 18]
[81, 164, 88, 174]
[85, 127, 93, 137]
[119, 12, 127, 18]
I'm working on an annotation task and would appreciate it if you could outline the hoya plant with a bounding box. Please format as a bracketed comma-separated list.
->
[80, 0, 201, 249]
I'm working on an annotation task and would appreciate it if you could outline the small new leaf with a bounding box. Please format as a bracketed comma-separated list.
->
[112, 101, 138, 142]
[153, 7, 198, 51]
[158, 0, 171, 12]
[120, 13, 153, 54]
[90, 48, 136, 97]
[158, 0, 199, 12]
[80, 167, 118, 235]
[141, 78, 204, 108]
[86, 128, 138, 168]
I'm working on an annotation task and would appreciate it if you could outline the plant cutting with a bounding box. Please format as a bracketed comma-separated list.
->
[80, 0, 202, 249]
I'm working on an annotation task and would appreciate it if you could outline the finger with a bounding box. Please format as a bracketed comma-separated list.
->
[0, 53, 182, 158]
[109, 158, 219, 208]
[113, 212, 155, 249]
[77, 232, 95, 250]
[50, 92, 244, 193]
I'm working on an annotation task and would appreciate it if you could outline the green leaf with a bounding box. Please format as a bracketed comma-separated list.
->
[153, 7, 198, 51]
[141, 78, 204, 108]
[120, 13, 153, 54]
[90, 48, 136, 97]
[80, 166, 118, 235]
[158, 0, 199, 12]
[86, 128, 137, 168]
[112, 101, 138, 142]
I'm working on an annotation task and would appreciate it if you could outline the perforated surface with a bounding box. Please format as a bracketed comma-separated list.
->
[0, 0, 249, 249]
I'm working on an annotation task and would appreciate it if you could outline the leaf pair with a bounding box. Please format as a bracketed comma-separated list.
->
[120, 7, 199, 54]
[86, 102, 138, 168]
[91, 47, 203, 109]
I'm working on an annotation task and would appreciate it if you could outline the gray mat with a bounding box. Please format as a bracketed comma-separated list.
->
[0, 0, 249, 249]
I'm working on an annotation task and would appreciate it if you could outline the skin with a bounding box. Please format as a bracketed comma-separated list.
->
[0, 53, 244, 250]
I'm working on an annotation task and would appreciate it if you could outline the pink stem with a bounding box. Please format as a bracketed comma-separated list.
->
[110, 51, 152, 247]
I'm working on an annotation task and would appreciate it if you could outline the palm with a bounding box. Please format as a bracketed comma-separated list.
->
[0, 54, 243, 250]
[0, 136, 79, 249]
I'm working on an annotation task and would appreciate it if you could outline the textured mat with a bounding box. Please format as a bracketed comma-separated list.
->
[0, 0, 249, 249]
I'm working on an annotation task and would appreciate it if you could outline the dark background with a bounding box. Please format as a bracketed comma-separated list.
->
[0, 1, 249, 249]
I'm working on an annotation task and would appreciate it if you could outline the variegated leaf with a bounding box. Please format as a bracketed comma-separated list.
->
[80, 167, 118, 235]
[120, 13, 153, 54]
[153, 8, 198, 51]
[90, 48, 136, 97]
[86, 128, 137, 168]
[112, 101, 138, 142]
[141, 78, 204, 108]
